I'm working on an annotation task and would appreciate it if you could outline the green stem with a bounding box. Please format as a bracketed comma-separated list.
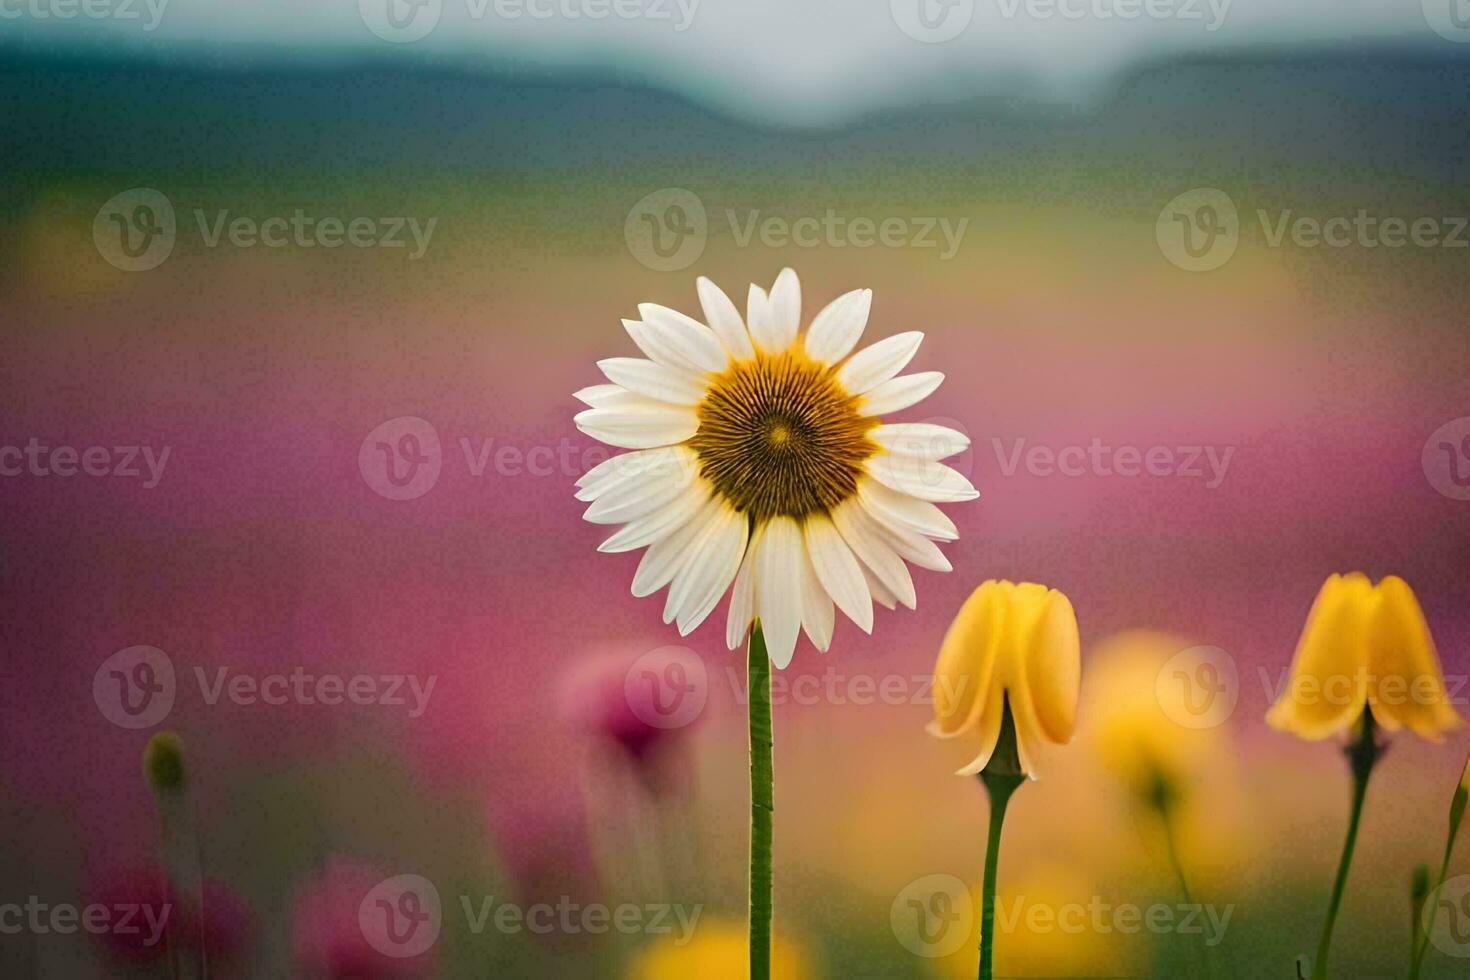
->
[1411, 853, 1450, 980]
[1311, 709, 1380, 980]
[977, 771, 1021, 980]
[748, 624, 773, 980]
[1157, 795, 1215, 978]
[976, 697, 1026, 980]
[1159, 799, 1196, 909]
[1410, 770, 1466, 979]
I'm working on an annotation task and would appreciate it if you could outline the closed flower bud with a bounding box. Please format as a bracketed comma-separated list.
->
[142, 730, 186, 797]
[1266, 573, 1460, 741]
[929, 580, 1080, 778]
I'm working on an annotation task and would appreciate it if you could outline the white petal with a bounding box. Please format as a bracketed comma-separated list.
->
[583, 452, 696, 525]
[866, 454, 979, 503]
[597, 479, 709, 553]
[697, 276, 756, 360]
[574, 405, 698, 450]
[858, 372, 945, 416]
[864, 565, 899, 610]
[575, 445, 691, 501]
[754, 516, 803, 668]
[857, 478, 959, 541]
[598, 358, 707, 405]
[674, 506, 750, 636]
[664, 502, 738, 623]
[835, 332, 924, 394]
[572, 384, 630, 408]
[831, 500, 916, 610]
[726, 527, 760, 650]
[798, 545, 834, 653]
[765, 268, 801, 352]
[802, 515, 873, 633]
[577, 446, 664, 492]
[873, 518, 952, 572]
[635, 305, 729, 373]
[631, 498, 720, 597]
[871, 423, 969, 460]
[746, 284, 783, 353]
[803, 288, 871, 365]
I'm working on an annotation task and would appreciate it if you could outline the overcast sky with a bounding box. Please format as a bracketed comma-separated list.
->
[5, 0, 1463, 122]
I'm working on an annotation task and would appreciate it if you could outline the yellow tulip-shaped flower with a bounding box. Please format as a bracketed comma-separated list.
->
[1266, 573, 1460, 741]
[929, 580, 1081, 778]
[1273, 574, 1461, 980]
[929, 580, 1082, 980]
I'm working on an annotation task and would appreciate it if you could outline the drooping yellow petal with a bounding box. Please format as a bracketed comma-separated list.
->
[1265, 573, 1374, 740]
[995, 582, 1052, 779]
[928, 580, 1007, 739]
[1367, 575, 1461, 741]
[931, 579, 1081, 778]
[1025, 588, 1081, 745]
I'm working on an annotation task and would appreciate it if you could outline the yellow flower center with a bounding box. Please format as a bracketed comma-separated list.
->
[690, 349, 878, 521]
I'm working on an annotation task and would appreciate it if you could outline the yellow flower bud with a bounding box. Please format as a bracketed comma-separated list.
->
[1266, 573, 1460, 741]
[623, 917, 813, 980]
[929, 580, 1080, 778]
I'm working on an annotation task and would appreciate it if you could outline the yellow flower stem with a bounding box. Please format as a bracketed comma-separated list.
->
[977, 697, 1025, 980]
[1310, 708, 1381, 980]
[748, 623, 774, 980]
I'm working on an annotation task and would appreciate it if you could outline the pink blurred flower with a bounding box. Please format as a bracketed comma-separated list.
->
[185, 878, 255, 964]
[559, 647, 699, 793]
[290, 859, 433, 979]
[87, 867, 173, 963]
[86, 868, 253, 966]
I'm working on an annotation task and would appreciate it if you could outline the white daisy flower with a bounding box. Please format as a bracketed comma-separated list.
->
[574, 268, 978, 669]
